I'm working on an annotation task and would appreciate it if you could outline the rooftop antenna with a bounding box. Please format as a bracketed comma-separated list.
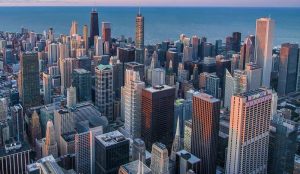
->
[138, 0, 141, 15]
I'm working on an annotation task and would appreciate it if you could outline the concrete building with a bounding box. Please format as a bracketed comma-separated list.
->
[226, 89, 272, 173]
[150, 143, 169, 174]
[191, 93, 220, 174]
[135, 11, 144, 49]
[255, 18, 274, 88]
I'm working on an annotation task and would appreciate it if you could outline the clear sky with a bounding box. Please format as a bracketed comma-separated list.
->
[0, 0, 300, 7]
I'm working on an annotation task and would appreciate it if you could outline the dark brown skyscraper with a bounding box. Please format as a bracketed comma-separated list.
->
[239, 35, 255, 70]
[89, 9, 99, 47]
[141, 85, 175, 151]
[232, 32, 242, 52]
[102, 22, 111, 42]
[191, 93, 220, 174]
[18, 52, 40, 108]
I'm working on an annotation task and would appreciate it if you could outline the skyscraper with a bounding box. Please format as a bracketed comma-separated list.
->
[70, 21, 78, 36]
[141, 85, 175, 150]
[30, 111, 42, 145]
[60, 57, 77, 94]
[150, 143, 169, 174]
[72, 69, 92, 102]
[43, 72, 52, 104]
[48, 43, 59, 65]
[122, 70, 145, 139]
[191, 93, 220, 174]
[83, 24, 89, 51]
[95, 131, 130, 174]
[19, 52, 40, 108]
[226, 89, 272, 174]
[95, 64, 114, 121]
[278, 43, 299, 96]
[232, 32, 241, 52]
[239, 35, 255, 70]
[102, 22, 111, 42]
[89, 9, 99, 47]
[135, 9, 144, 49]
[42, 120, 58, 158]
[255, 18, 274, 88]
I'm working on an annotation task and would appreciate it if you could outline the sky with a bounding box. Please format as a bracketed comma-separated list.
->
[0, 0, 300, 7]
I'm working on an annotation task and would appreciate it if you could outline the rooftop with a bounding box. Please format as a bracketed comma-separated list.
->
[0, 140, 31, 157]
[120, 160, 151, 174]
[176, 150, 201, 164]
[145, 85, 174, 93]
[193, 92, 220, 103]
[96, 64, 112, 71]
[96, 130, 128, 147]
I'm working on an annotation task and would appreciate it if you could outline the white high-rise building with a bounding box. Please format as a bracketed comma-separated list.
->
[255, 18, 274, 88]
[152, 68, 165, 86]
[121, 69, 145, 139]
[224, 69, 247, 108]
[183, 46, 193, 62]
[95, 36, 104, 56]
[60, 57, 77, 94]
[226, 88, 272, 174]
[245, 63, 262, 91]
[150, 143, 169, 174]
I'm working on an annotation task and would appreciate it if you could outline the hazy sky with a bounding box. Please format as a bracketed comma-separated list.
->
[0, 0, 300, 7]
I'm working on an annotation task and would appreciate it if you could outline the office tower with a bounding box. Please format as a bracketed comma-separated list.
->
[75, 122, 104, 174]
[30, 111, 42, 145]
[102, 22, 111, 42]
[54, 109, 75, 155]
[224, 69, 247, 108]
[43, 72, 52, 104]
[183, 46, 193, 62]
[70, 21, 78, 36]
[231, 54, 240, 72]
[191, 93, 220, 174]
[19, 52, 40, 108]
[76, 56, 91, 71]
[170, 119, 183, 161]
[0, 141, 31, 174]
[226, 89, 272, 174]
[184, 120, 192, 153]
[150, 142, 169, 174]
[232, 32, 241, 52]
[166, 63, 175, 86]
[255, 18, 274, 88]
[125, 62, 145, 81]
[146, 51, 159, 84]
[239, 35, 255, 70]
[225, 36, 233, 52]
[152, 68, 166, 86]
[67, 86, 77, 108]
[42, 120, 58, 158]
[95, 36, 103, 56]
[216, 55, 231, 93]
[95, 64, 114, 121]
[60, 57, 76, 94]
[278, 43, 299, 95]
[215, 39, 222, 55]
[205, 74, 220, 98]
[141, 85, 175, 150]
[0, 98, 7, 122]
[58, 43, 70, 59]
[119, 160, 152, 174]
[135, 48, 145, 64]
[178, 63, 189, 83]
[132, 138, 146, 163]
[72, 69, 92, 102]
[192, 36, 199, 60]
[11, 104, 24, 141]
[175, 150, 201, 174]
[95, 131, 130, 174]
[166, 49, 179, 74]
[48, 27, 54, 42]
[268, 114, 297, 174]
[245, 63, 262, 91]
[89, 9, 99, 47]
[111, 57, 124, 99]
[118, 47, 135, 85]
[192, 65, 199, 89]
[297, 49, 300, 92]
[122, 70, 145, 139]
[135, 10, 144, 49]
[48, 43, 59, 65]
[83, 25, 89, 50]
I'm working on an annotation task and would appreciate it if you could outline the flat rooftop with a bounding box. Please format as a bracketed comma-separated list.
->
[145, 85, 174, 93]
[96, 130, 128, 147]
[120, 160, 151, 174]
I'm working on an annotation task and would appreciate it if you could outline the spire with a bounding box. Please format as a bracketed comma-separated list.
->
[170, 117, 182, 161]
[45, 120, 56, 146]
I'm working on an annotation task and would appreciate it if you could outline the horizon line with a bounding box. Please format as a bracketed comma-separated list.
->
[0, 5, 300, 8]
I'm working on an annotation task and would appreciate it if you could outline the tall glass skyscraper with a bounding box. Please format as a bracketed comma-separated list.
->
[89, 9, 99, 47]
